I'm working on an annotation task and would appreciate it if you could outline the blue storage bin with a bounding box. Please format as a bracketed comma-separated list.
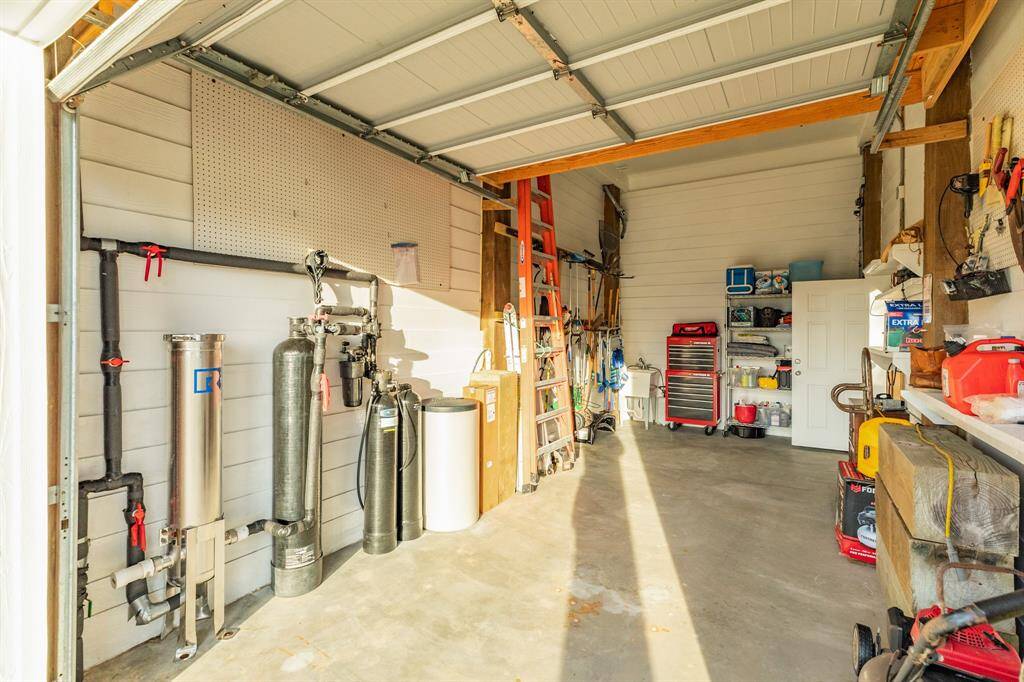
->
[789, 259, 823, 282]
[725, 265, 755, 295]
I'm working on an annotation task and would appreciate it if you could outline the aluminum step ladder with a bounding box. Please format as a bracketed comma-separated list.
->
[516, 175, 576, 492]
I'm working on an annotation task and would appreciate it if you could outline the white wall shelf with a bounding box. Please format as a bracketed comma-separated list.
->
[867, 346, 911, 377]
[870, 276, 923, 315]
[863, 243, 923, 277]
[903, 387, 1024, 463]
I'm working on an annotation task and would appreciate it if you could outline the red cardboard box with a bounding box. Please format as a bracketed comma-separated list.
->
[835, 460, 876, 565]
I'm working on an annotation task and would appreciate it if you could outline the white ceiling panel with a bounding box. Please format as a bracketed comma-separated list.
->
[392, 78, 584, 149]
[446, 116, 619, 171]
[318, 18, 544, 122]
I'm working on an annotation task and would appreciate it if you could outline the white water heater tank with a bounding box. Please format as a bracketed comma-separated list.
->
[421, 397, 479, 532]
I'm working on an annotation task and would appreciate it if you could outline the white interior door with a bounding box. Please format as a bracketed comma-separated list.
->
[791, 277, 885, 450]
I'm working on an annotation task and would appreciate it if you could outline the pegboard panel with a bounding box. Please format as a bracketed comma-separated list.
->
[192, 72, 450, 288]
[968, 45, 1024, 272]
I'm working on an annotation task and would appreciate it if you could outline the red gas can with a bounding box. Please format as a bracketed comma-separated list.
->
[942, 338, 1024, 414]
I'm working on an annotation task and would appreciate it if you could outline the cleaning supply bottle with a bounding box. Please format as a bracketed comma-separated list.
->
[1007, 358, 1024, 397]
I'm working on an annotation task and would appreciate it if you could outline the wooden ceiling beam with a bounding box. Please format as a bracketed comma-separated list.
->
[480, 74, 923, 185]
[920, 0, 998, 107]
[876, 118, 968, 149]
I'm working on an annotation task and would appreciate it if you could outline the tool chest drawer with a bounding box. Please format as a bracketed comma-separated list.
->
[667, 339, 716, 371]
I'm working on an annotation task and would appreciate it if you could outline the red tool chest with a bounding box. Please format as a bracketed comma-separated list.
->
[665, 335, 720, 434]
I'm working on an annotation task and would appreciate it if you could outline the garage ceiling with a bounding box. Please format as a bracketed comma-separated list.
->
[56, 0, 905, 181]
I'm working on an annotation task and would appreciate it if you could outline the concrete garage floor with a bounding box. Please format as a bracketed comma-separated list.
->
[87, 423, 882, 681]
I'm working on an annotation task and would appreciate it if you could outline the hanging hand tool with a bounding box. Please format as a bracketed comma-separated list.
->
[978, 120, 994, 196]
[1005, 157, 1023, 213]
[991, 116, 1014, 195]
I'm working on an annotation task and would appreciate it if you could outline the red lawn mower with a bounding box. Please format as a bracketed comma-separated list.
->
[854, 565, 1024, 682]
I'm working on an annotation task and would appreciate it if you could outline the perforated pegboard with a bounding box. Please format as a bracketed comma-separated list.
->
[968, 45, 1024, 272]
[192, 72, 450, 288]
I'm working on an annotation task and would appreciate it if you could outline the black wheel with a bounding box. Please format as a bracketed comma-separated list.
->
[852, 623, 877, 675]
[667, 422, 680, 431]
[704, 426, 716, 436]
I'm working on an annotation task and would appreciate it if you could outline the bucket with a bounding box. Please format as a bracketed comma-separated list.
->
[733, 403, 757, 424]
[789, 260, 823, 282]
[726, 265, 756, 295]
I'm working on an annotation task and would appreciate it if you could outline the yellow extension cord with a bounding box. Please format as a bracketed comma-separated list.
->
[914, 424, 955, 539]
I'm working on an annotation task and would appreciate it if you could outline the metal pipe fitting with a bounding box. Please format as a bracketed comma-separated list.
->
[128, 593, 182, 625]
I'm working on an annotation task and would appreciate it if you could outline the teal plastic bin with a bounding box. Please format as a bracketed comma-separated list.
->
[789, 260, 823, 282]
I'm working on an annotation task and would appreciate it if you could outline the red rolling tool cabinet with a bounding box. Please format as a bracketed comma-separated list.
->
[665, 333, 720, 435]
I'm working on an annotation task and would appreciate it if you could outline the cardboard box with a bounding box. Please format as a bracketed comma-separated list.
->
[885, 300, 923, 351]
[835, 460, 876, 564]
[463, 370, 518, 514]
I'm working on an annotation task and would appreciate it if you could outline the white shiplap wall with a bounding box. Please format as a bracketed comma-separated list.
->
[77, 63, 482, 668]
[620, 157, 862, 421]
[879, 103, 925, 247]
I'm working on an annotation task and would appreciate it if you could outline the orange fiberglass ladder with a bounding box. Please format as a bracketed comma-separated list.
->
[516, 175, 576, 492]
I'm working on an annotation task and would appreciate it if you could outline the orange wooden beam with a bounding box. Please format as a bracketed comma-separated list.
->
[481, 75, 923, 185]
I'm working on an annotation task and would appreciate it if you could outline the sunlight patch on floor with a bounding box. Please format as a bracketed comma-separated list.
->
[621, 421, 712, 681]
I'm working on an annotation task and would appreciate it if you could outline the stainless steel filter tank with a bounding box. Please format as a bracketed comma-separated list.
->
[167, 334, 224, 529]
[271, 318, 322, 596]
[363, 392, 398, 554]
[396, 388, 423, 541]
[164, 333, 227, 660]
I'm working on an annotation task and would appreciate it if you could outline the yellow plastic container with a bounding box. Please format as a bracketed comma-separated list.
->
[757, 376, 778, 390]
[857, 417, 911, 478]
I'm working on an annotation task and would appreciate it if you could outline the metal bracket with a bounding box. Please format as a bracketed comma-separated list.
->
[869, 75, 889, 97]
[591, 105, 608, 120]
[252, 71, 280, 89]
[881, 25, 908, 45]
[494, 1, 518, 22]
[285, 93, 309, 106]
[552, 63, 571, 81]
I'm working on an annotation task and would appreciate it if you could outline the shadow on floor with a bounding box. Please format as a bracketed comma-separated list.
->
[599, 423, 881, 681]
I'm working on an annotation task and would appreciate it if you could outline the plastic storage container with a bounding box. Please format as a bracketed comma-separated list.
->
[941, 338, 1024, 414]
[726, 265, 756, 295]
[734, 403, 757, 424]
[422, 398, 480, 531]
[788, 259, 824, 282]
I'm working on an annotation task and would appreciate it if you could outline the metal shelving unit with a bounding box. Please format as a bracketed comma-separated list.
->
[723, 293, 793, 437]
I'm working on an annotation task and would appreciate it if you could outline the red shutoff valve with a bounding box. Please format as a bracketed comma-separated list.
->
[129, 503, 146, 552]
[100, 356, 129, 368]
[141, 244, 167, 282]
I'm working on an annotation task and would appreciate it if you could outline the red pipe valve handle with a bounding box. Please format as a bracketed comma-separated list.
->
[141, 244, 167, 281]
[100, 357, 129, 368]
[129, 503, 146, 552]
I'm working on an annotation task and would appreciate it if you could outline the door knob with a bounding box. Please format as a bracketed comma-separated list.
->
[794, 358, 801, 364]
[795, 370, 802, 376]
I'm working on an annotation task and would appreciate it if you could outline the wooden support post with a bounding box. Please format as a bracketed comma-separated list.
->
[861, 146, 882, 265]
[480, 183, 512, 370]
[922, 58, 971, 346]
[600, 184, 622, 327]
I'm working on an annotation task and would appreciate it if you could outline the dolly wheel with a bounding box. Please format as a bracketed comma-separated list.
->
[852, 623, 877, 675]
[667, 422, 680, 431]
[704, 426, 716, 436]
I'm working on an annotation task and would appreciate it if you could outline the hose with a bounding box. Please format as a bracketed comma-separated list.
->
[356, 391, 379, 509]
[915, 424, 964, 578]
[397, 393, 418, 473]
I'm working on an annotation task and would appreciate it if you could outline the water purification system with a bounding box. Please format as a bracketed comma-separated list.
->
[165, 334, 228, 659]
[362, 384, 399, 554]
[397, 387, 423, 541]
[271, 319, 319, 596]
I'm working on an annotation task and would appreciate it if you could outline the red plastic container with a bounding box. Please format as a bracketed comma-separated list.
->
[733, 403, 757, 424]
[942, 338, 1024, 414]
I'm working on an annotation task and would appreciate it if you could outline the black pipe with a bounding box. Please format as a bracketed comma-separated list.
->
[99, 251, 123, 479]
[81, 236, 374, 282]
[75, 250, 150, 681]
